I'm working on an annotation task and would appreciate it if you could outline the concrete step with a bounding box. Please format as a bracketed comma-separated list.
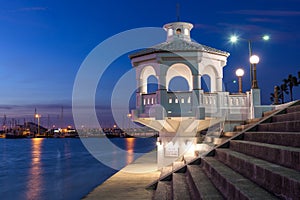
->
[287, 104, 300, 113]
[223, 120, 245, 132]
[183, 155, 197, 164]
[234, 124, 252, 131]
[245, 118, 261, 124]
[172, 161, 185, 171]
[244, 132, 300, 147]
[172, 173, 191, 200]
[204, 136, 230, 145]
[272, 111, 300, 123]
[257, 120, 300, 132]
[160, 166, 173, 178]
[263, 109, 277, 117]
[223, 131, 237, 137]
[202, 157, 277, 199]
[215, 148, 300, 199]
[153, 181, 172, 200]
[186, 165, 224, 200]
[195, 143, 214, 156]
[230, 140, 300, 171]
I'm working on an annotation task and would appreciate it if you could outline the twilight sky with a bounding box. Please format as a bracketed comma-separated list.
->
[0, 0, 299, 127]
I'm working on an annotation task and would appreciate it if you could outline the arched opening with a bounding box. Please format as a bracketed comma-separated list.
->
[201, 75, 211, 92]
[166, 63, 193, 91]
[168, 76, 189, 92]
[147, 75, 158, 93]
[140, 66, 156, 94]
[200, 65, 220, 92]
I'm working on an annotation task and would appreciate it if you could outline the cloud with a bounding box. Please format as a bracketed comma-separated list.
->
[193, 23, 220, 32]
[247, 18, 283, 23]
[15, 7, 47, 12]
[0, 105, 14, 110]
[223, 10, 300, 17]
[217, 22, 264, 32]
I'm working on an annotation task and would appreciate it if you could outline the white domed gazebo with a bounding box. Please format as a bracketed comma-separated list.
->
[129, 21, 269, 168]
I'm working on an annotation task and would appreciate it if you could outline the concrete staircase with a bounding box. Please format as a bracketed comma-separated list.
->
[149, 101, 300, 199]
[197, 118, 264, 155]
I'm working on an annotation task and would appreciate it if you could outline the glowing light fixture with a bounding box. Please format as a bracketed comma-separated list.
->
[262, 35, 270, 41]
[249, 55, 260, 64]
[230, 35, 238, 43]
[249, 55, 260, 88]
[235, 68, 245, 77]
[235, 68, 245, 93]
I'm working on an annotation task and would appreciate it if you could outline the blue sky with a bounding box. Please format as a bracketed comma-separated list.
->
[0, 0, 299, 127]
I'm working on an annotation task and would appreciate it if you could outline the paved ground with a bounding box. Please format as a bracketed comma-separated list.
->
[84, 150, 160, 200]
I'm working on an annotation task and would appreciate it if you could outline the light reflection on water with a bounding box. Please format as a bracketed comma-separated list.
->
[125, 138, 135, 164]
[0, 138, 156, 199]
[26, 138, 43, 199]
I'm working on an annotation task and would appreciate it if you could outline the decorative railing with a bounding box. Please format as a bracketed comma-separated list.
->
[166, 91, 192, 105]
[138, 91, 250, 119]
[142, 93, 157, 106]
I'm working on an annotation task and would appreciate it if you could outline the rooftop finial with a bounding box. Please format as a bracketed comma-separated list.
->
[176, 3, 180, 22]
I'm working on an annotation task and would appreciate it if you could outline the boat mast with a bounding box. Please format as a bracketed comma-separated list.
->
[61, 106, 64, 128]
[2, 114, 6, 131]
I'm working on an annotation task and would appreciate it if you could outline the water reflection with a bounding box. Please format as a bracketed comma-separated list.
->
[26, 138, 44, 199]
[125, 138, 135, 164]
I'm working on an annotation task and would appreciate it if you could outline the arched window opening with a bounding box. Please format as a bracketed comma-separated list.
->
[147, 75, 158, 94]
[201, 75, 211, 92]
[168, 76, 189, 92]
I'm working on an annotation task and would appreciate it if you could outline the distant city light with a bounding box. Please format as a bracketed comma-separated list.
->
[35, 114, 41, 118]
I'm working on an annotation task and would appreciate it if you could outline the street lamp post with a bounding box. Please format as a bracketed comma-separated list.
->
[230, 35, 269, 84]
[35, 114, 41, 137]
[249, 55, 260, 89]
[248, 40, 253, 83]
[127, 113, 132, 129]
[235, 68, 245, 93]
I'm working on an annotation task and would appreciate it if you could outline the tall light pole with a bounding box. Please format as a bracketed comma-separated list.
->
[35, 114, 41, 137]
[127, 113, 132, 129]
[235, 68, 245, 93]
[249, 55, 260, 89]
[230, 35, 269, 84]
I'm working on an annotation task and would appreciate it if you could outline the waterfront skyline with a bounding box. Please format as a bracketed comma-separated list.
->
[0, 0, 299, 126]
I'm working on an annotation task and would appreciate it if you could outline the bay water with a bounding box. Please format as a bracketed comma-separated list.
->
[0, 137, 156, 199]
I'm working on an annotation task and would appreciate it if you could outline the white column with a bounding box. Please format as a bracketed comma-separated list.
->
[140, 78, 147, 94]
[250, 88, 261, 119]
[211, 78, 217, 92]
[216, 77, 223, 92]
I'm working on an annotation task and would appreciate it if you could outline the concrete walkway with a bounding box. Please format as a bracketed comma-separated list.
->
[84, 150, 160, 200]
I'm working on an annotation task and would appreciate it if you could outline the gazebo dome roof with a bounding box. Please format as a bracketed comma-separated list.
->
[129, 22, 229, 59]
